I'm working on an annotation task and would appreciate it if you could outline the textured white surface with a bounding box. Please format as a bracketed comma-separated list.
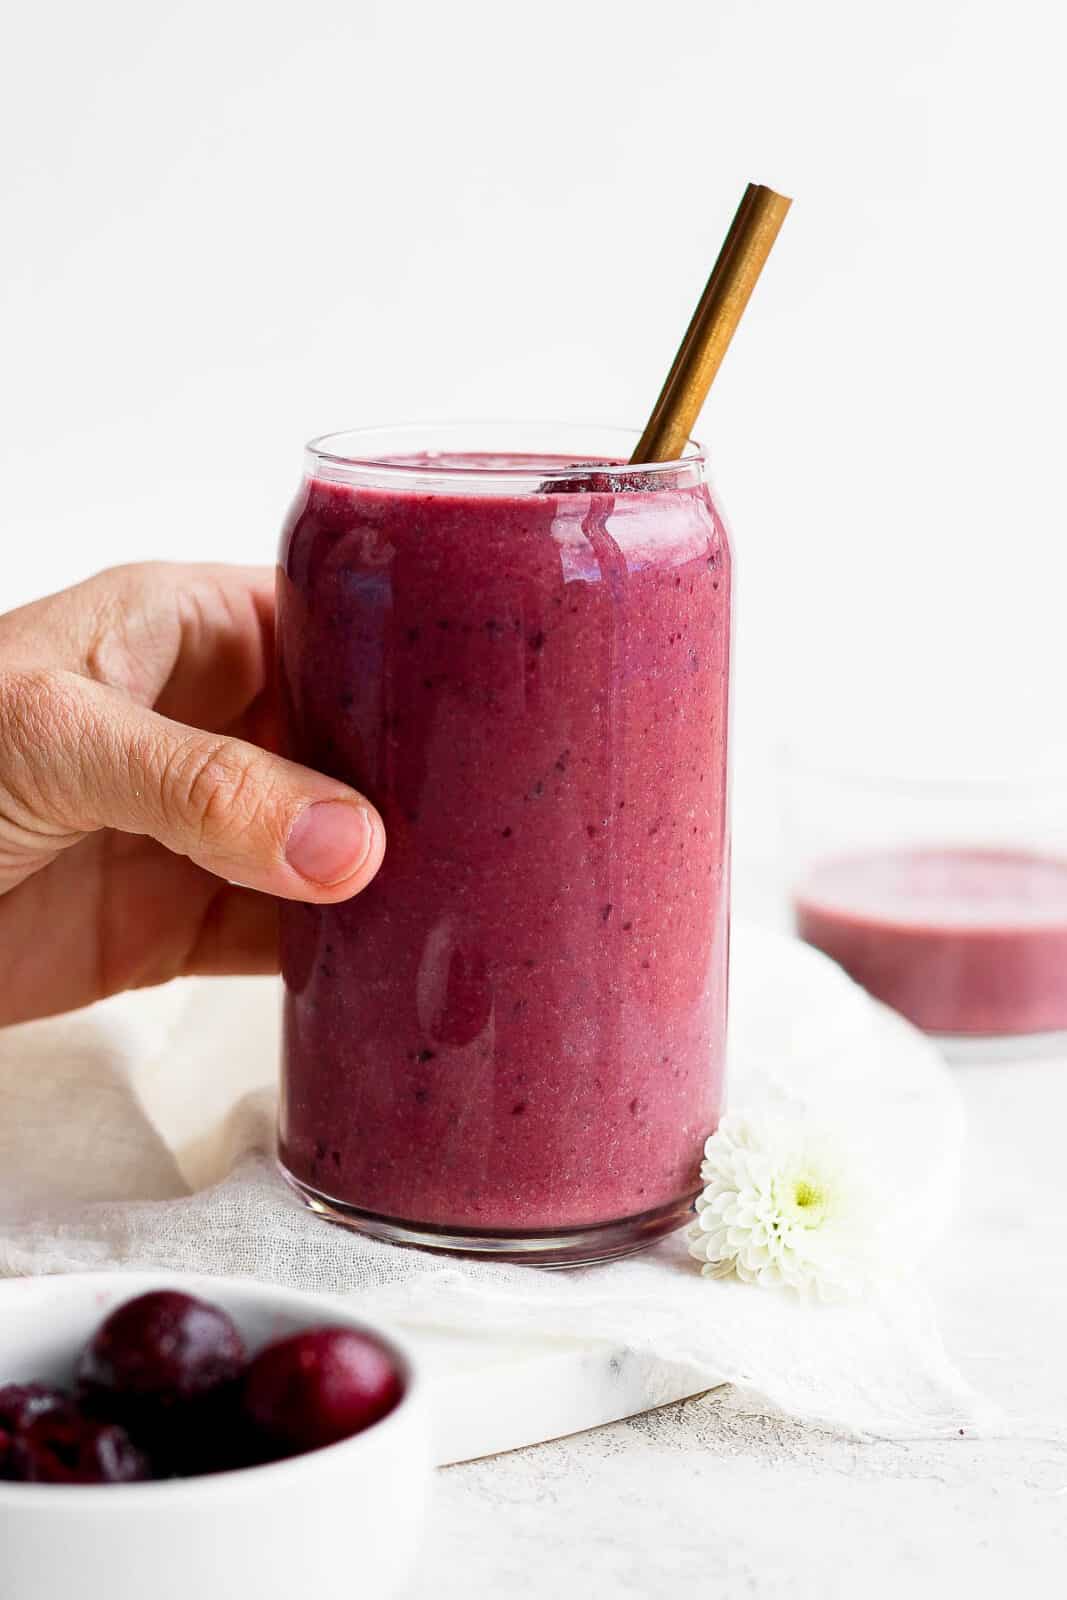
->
[402, 1054, 1067, 1598]
[1, 928, 1049, 1593]
[0, 926, 981, 1460]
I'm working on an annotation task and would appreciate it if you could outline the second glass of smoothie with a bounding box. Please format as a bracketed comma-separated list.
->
[787, 760, 1067, 1047]
[276, 423, 732, 1264]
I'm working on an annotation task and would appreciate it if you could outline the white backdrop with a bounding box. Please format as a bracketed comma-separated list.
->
[2, 0, 1065, 910]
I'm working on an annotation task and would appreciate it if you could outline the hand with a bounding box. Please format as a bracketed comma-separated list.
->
[0, 563, 385, 1026]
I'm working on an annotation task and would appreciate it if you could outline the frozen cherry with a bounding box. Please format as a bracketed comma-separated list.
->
[77, 1291, 246, 1474]
[540, 462, 623, 495]
[0, 1384, 68, 1432]
[10, 1406, 149, 1484]
[0, 1384, 69, 1479]
[243, 1327, 402, 1455]
[541, 461, 679, 495]
[77, 1291, 246, 1414]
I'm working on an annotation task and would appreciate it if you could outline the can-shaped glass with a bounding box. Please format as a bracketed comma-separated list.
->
[276, 422, 732, 1264]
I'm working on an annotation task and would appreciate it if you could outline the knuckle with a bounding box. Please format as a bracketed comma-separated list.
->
[158, 734, 276, 851]
[0, 668, 79, 743]
[81, 565, 169, 693]
[81, 564, 154, 635]
[89, 560, 164, 594]
[0, 669, 88, 827]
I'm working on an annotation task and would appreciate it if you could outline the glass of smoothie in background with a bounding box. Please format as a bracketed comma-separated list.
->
[786, 757, 1067, 1054]
[276, 422, 732, 1265]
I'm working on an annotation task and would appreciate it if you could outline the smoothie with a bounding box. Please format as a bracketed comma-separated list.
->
[795, 848, 1067, 1035]
[276, 442, 731, 1251]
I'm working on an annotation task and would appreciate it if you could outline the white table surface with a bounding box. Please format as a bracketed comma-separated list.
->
[403, 1050, 1067, 1599]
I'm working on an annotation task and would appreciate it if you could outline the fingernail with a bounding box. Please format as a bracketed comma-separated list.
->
[286, 801, 376, 886]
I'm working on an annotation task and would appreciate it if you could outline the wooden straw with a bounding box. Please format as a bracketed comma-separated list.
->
[631, 183, 792, 464]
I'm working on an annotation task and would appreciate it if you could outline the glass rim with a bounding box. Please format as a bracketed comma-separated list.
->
[780, 743, 1067, 791]
[305, 419, 706, 487]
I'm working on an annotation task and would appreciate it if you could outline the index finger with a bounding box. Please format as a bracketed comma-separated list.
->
[0, 561, 278, 733]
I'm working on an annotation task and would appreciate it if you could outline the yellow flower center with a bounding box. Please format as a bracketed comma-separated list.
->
[776, 1169, 830, 1229]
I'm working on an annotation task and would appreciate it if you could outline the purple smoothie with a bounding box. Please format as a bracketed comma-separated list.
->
[796, 848, 1067, 1035]
[276, 440, 731, 1251]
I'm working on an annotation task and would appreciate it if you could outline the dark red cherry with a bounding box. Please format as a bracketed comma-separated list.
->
[77, 1291, 246, 1413]
[0, 1384, 68, 1432]
[243, 1327, 402, 1455]
[0, 1385, 70, 1480]
[76, 1291, 246, 1475]
[10, 1407, 149, 1484]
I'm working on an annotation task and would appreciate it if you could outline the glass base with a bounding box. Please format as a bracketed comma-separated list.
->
[279, 1163, 694, 1268]
[932, 1027, 1067, 1064]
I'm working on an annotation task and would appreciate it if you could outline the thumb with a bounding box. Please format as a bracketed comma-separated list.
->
[0, 670, 385, 900]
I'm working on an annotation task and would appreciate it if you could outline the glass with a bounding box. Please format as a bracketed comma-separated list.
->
[276, 422, 733, 1263]
[784, 757, 1067, 1055]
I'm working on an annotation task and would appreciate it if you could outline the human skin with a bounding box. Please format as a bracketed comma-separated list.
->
[0, 563, 383, 1027]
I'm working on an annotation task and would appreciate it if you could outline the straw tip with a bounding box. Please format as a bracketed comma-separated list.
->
[750, 181, 793, 207]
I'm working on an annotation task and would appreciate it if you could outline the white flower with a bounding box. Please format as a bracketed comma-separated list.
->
[687, 1113, 880, 1300]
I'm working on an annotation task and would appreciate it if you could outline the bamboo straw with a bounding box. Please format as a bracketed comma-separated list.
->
[631, 183, 792, 464]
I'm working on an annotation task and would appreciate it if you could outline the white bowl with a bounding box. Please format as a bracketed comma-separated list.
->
[0, 1272, 431, 1600]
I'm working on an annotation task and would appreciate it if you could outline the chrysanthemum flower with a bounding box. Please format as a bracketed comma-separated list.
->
[687, 1114, 879, 1300]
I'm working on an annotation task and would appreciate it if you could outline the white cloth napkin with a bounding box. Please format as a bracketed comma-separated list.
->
[0, 924, 992, 1439]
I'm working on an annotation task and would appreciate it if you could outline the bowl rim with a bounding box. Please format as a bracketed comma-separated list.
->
[0, 1270, 423, 1509]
